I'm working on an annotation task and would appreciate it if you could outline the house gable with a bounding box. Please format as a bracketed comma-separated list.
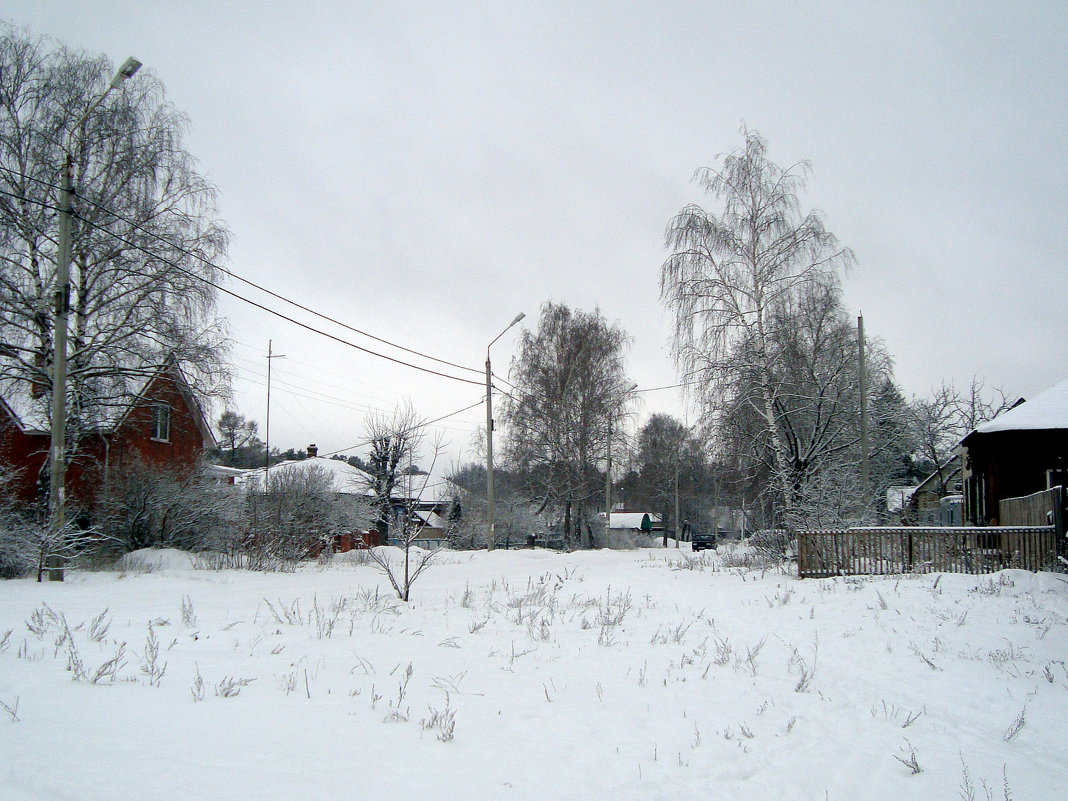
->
[107, 361, 211, 474]
[0, 359, 212, 510]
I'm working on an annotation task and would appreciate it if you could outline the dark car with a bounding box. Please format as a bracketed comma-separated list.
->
[691, 531, 718, 552]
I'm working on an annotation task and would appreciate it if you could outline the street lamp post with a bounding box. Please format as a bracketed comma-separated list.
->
[486, 312, 524, 551]
[48, 57, 141, 579]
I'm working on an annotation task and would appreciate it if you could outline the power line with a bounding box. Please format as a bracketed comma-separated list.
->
[0, 170, 485, 378]
[313, 398, 486, 459]
[490, 371, 517, 391]
[230, 341, 444, 411]
[0, 164, 480, 378]
[489, 378, 690, 407]
[230, 364, 394, 416]
[2, 170, 685, 421]
[634, 382, 692, 394]
[0, 185, 486, 388]
[230, 362, 483, 437]
[228, 352, 486, 421]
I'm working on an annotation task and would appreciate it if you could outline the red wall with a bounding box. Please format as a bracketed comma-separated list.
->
[105, 372, 206, 475]
[0, 407, 48, 506]
[0, 368, 207, 512]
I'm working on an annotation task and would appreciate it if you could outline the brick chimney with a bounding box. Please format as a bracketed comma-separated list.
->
[307, 443, 318, 458]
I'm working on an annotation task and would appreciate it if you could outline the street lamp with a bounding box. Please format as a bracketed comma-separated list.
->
[48, 57, 142, 576]
[486, 312, 524, 551]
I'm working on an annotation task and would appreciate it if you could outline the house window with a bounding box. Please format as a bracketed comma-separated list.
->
[1047, 467, 1068, 491]
[151, 403, 171, 442]
[965, 473, 986, 526]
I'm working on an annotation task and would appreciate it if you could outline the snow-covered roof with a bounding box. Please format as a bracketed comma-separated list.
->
[203, 464, 247, 479]
[403, 476, 451, 504]
[234, 457, 374, 495]
[414, 510, 450, 530]
[603, 512, 661, 530]
[972, 378, 1068, 434]
[886, 486, 918, 512]
[1, 356, 213, 443]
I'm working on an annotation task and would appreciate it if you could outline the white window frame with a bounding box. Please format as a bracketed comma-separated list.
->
[151, 402, 171, 442]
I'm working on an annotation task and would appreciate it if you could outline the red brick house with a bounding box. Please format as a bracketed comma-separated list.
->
[0, 357, 214, 514]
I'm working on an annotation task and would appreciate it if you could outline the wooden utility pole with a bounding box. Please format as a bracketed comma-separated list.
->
[858, 315, 869, 520]
[265, 340, 286, 474]
[604, 418, 612, 547]
[674, 464, 680, 548]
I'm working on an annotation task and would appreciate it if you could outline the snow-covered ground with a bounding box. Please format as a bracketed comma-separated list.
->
[1, 545, 1066, 800]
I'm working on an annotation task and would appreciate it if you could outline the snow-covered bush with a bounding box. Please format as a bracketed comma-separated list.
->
[96, 459, 240, 554]
[241, 463, 346, 565]
[747, 529, 794, 563]
[0, 517, 33, 578]
[0, 466, 33, 578]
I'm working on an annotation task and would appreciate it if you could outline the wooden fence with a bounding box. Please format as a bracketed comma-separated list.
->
[797, 526, 1058, 578]
[1000, 485, 1064, 528]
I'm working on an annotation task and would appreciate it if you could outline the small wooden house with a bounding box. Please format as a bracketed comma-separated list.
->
[903, 455, 962, 524]
[960, 379, 1068, 526]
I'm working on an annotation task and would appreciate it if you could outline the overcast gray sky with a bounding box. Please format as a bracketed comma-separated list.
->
[11, 1, 1068, 465]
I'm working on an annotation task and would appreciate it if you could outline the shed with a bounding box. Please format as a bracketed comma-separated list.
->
[603, 512, 662, 533]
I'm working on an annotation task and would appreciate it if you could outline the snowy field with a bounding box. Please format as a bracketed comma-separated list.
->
[1, 545, 1066, 800]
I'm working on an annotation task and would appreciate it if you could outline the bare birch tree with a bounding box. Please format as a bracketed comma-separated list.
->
[717, 274, 902, 524]
[661, 128, 855, 527]
[0, 26, 228, 474]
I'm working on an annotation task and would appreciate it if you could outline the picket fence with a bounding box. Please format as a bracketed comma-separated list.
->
[796, 526, 1057, 578]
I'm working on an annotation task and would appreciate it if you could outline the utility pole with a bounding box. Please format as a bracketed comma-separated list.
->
[858, 315, 869, 521]
[264, 340, 285, 475]
[485, 313, 524, 551]
[674, 461, 680, 548]
[485, 352, 494, 549]
[46, 154, 73, 581]
[604, 418, 612, 547]
[48, 57, 142, 581]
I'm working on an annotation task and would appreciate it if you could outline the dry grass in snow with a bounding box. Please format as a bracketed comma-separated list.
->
[1, 544, 1066, 800]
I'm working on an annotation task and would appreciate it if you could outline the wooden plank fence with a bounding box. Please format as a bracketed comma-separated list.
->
[1000, 485, 1064, 529]
[797, 526, 1058, 578]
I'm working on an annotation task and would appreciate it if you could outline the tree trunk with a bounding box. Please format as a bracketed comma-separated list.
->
[754, 312, 796, 528]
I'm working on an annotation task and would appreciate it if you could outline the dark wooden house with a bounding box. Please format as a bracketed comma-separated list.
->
[960, 379, 1068, 526]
